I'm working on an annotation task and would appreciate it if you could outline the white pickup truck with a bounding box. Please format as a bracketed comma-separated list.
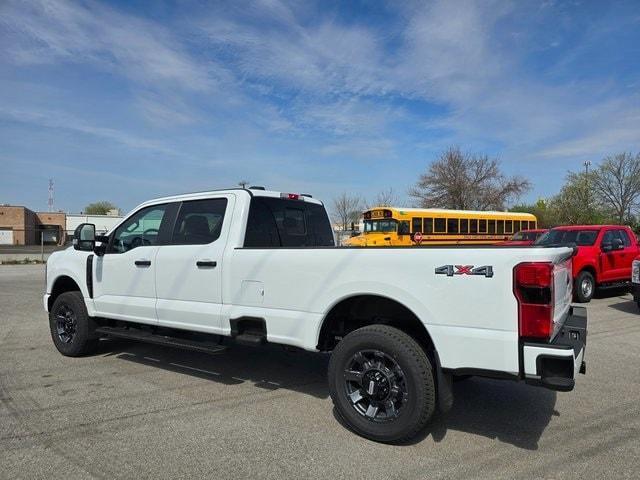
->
[44, 187, 587, 442]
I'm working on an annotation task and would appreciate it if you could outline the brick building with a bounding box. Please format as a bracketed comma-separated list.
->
[0, 206, 66, 245]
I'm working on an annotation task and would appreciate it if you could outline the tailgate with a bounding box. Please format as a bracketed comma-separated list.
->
[552, 256, 573, 335]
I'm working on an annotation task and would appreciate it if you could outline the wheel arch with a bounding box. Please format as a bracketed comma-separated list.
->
[577, 264, 597, 284]
[316, 293, 436, 357]
[48, 275, 82, 311]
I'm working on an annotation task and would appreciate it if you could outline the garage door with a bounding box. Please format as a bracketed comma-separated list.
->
[0, 229, 14, 245]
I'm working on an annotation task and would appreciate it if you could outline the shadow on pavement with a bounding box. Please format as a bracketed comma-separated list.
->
[100, 339, 556, 450]
[100, 338, 330, 399]
[594, 286, 631, 300]
[427, 377, 556, 450]
[607, 297, 639, 314]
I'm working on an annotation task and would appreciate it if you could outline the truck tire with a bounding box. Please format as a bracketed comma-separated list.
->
[574, 271, 595, 303]
[49, 291, 99, 357]
[328, 325, 435, 443]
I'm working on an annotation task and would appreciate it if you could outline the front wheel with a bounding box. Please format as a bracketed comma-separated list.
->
[49, 291, 99, 357]
[574, 271, 595, 303]
[328, 325, 435, 443]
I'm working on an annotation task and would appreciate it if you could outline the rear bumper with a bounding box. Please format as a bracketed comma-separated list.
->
[522, 306, 587, 392]
[633, 283, 640, 304]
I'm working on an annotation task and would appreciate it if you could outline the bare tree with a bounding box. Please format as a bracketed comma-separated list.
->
[238, 180, 250, 188]
[409, 147, 531, 210]
[367, 188, 402, 208]
[332, 193, 364, 231]
[591, 152, 640, 223]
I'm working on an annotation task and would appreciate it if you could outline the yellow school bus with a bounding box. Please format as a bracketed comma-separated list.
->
[345, 207, 537, 246]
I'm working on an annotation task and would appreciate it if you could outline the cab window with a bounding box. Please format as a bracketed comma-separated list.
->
[244, 197, 334, 247]
[171, 198, 227, 245]
[110, 204, 168, 253]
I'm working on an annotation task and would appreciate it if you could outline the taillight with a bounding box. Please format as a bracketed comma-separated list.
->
[514, 262, 554, 340]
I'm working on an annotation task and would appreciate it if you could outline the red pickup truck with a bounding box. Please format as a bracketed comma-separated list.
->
[535, 225, 640, 302]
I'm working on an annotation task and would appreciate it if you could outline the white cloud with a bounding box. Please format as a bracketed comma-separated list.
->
[0, 0, 216, 91]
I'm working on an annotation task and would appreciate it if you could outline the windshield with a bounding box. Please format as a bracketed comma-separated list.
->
[535, 229, 598, 246]
[364, 219, 397, 233]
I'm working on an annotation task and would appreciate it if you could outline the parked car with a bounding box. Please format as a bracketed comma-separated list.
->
[44, 188, 587, 443]
[499, 229, 548, 246]
[632, 256, 640, 310]
[535, 225, 640, 303]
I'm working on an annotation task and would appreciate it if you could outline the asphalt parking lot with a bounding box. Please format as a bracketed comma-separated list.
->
[1, 265, 639, 480]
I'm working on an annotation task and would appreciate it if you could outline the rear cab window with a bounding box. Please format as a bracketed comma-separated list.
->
[244, 196, 334, 247]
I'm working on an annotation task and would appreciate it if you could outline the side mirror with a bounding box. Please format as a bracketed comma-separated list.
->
[601, 242, 612, 252]
[73, 223, 96, 252]
[613, 238, 624, 250]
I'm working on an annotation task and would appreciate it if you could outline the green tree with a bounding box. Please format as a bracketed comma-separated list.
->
[510, 199, 554, 228]
[84, 201, 119, 215]
[548, 172, 610, 225]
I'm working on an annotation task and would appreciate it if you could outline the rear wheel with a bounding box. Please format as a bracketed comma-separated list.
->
[574, 271, 595, 303]
[49, 291, 99, 357]
[328, 325, 435, 443]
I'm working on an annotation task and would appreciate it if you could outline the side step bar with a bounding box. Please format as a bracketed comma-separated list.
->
[95, 326, 226, 355]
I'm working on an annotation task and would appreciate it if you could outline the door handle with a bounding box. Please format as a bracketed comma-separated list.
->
[135, 260, 151, 267]
[196, 260, 217, 268]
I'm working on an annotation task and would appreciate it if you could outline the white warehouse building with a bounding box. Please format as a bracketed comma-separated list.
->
[66, 213, 123, 238]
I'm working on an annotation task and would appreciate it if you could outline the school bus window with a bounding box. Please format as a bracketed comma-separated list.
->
[514, 220, 520, 232]
[530, 221, 537, 230]
[479, 219, 487, 233]
[447, 218, 458, 234]
[434, 218, 446, 233]
[460, 218, 469, 234]
[488, 220, 496, 234]
[505, 220, 513, 234]
[412, 217, 422, 233]
[497, 220, 504, 234]
[424, 218, 433, 234]
[470, 219, 478, 234]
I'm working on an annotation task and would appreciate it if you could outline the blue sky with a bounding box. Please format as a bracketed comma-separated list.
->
[1, 0, 639, 214]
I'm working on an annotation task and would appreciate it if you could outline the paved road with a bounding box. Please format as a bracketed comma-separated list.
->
[0, 245, 66, 254]
[1, 265, 639, 479]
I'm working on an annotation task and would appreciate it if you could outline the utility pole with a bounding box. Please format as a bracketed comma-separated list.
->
[48, 178, 54, 212]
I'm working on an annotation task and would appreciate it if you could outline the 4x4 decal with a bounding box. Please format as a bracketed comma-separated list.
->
[435, 265, 494, 278]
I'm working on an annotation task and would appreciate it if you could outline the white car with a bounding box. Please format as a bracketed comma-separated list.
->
[44, 188, 587, 442]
